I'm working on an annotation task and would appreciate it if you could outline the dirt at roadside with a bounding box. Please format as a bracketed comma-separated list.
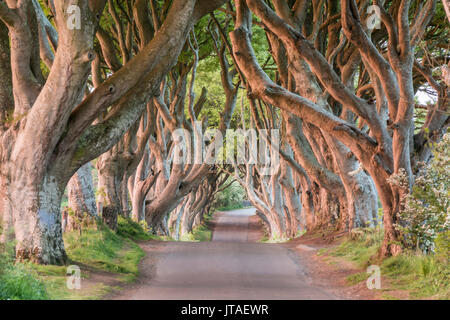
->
[103, 240, 166, 299]
[72, 264, 126, 298]
[247, 214, 266, 242]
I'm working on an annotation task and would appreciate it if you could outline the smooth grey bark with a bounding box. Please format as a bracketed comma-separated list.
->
[279, 145, 301, 237]
[130, 147, 160, 222]
[323, 134, 378, 228]
[64, 162, 97, 232]
[67, 163, 97, 217]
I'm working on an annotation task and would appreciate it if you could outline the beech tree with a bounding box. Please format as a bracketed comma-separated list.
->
[229, 0, 448, 256]
[0, 0, 226, 264]
[142, 21, 239, 232]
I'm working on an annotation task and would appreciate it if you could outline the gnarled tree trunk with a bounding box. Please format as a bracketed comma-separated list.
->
[65, 162, 97, 232]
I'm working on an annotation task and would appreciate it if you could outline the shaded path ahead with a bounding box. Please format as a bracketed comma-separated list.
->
[114, 208, 334, 299]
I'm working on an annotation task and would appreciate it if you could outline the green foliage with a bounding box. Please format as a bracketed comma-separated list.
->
[213, 180, 245, 211]
[192, 18, 272, 131]
[95, 187, 107, 200]
[138, 220, 151, 233]
[117, 216, 152, 241]
[261, 233, 288, 243]
[0, 264, 49, 300]
[192, 223, 213, 242]
[180, 223, 212, 242]
[194, 56, 242, 128]
[395, 134, 450, 253]
[0, 232, 49, 300]
[180, 211, 215, 242]
[435, 230, 450, 261]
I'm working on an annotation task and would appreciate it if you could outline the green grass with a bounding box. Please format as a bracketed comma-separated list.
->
[38, 277, 113, 300]
[326, 227, 450, 299]
[30, 264, 67, 277]
[180, 211, 215, 242]
[381, 254, 449, 299]
[0, 263, 49, 300]
[183, 223, 212, 242]
[215, 203, 245, 211]
[21, 217, 152, 300]
[0, 233, 49, 300]
[346, 272, 370, 286]
[63, 219, 145, 275]
[328, 227, 383, 267]
[117, 216, 173, 241]
[261, 233, 289, 243]
[183, 226, 211, 242]
[148, 234, 174, 241]
[260, 226, 292, 243]
[117, 216, 152, 241]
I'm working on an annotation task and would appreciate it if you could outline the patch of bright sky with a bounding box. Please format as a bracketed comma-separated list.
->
[415, 85, 437, 105]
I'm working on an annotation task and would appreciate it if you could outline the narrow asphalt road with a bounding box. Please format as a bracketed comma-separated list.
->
[114, 208, 334, 299]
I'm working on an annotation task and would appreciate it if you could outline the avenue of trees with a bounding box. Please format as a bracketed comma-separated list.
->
[0, 0, 448, 265]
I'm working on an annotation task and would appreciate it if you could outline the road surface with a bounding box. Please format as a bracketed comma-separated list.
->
[114, 208, 334, 299]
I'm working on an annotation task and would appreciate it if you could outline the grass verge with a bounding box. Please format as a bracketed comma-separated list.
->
[0, 263, 49, 300]
[261, 233, 289, 243]
[0, 228, 49, 300]
[215, 204, 245, 211]
[0, 216, 152, 300]
[325, 228, 449, 299]
[180, 211, 216, 242]
[260, 227, 304, 244]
